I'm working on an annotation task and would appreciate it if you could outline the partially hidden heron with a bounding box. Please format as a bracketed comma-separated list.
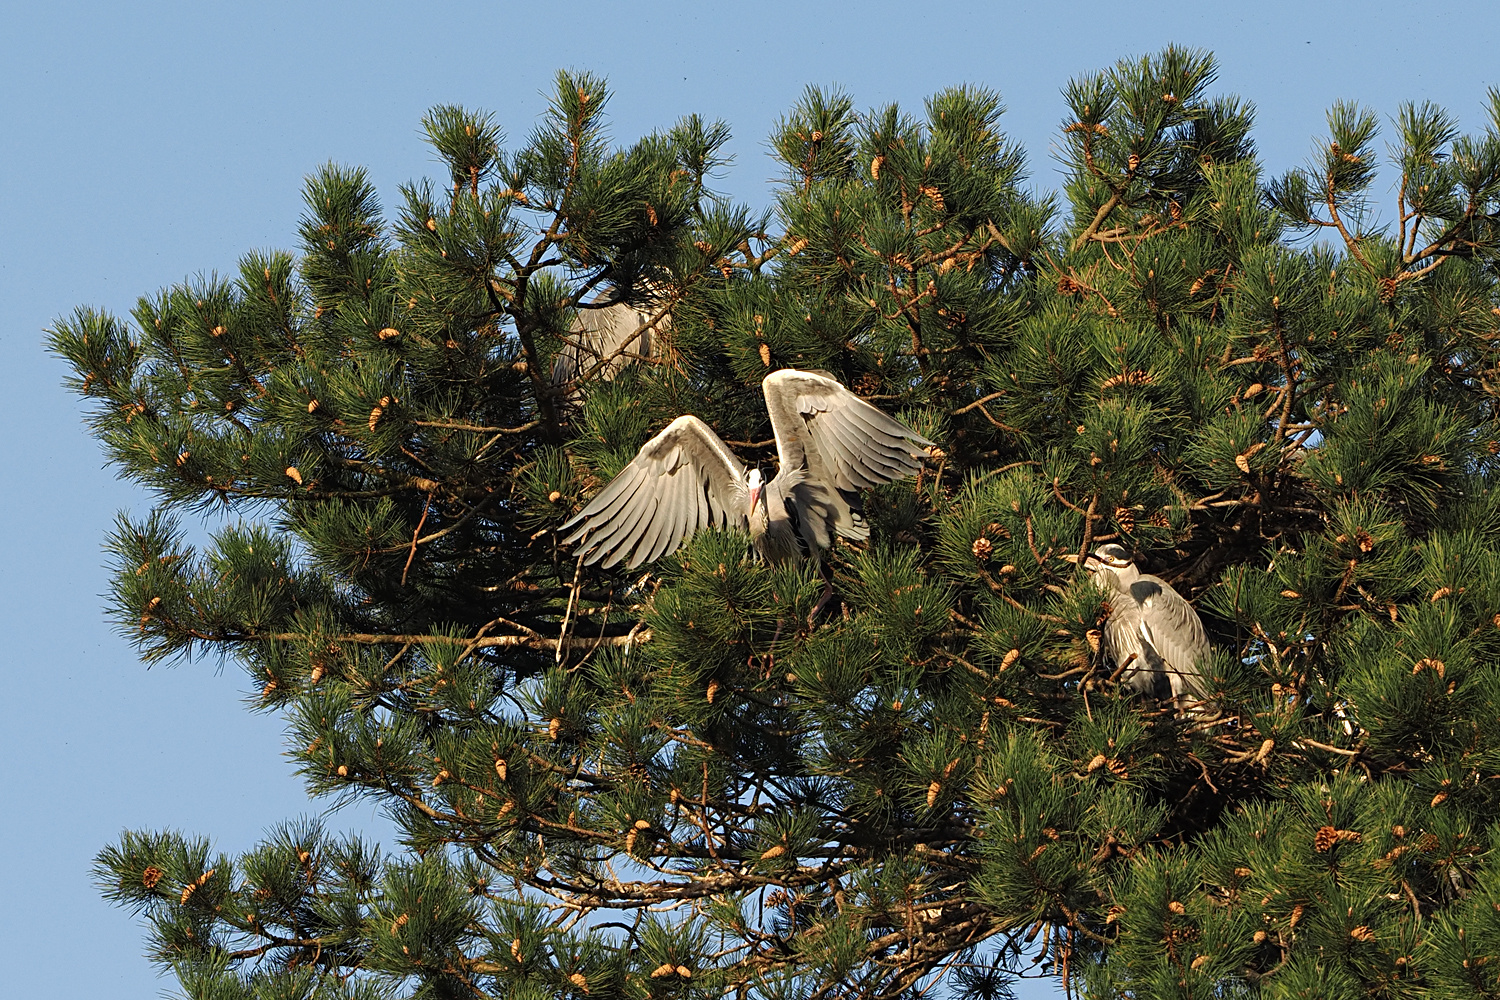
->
[1067, 544, 1215, 714]
[559, 369, 934, 572]
[550, 290, 666, 394]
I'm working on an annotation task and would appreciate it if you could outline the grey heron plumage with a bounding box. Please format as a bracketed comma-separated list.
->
[550, 290, 665, 393]
[559, 369, 934, 570]
[1073, 543, 1214, 713]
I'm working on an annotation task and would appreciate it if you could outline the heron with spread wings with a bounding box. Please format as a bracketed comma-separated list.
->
[559, 369, 934, 571]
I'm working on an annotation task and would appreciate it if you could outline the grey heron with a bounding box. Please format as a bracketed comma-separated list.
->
[559, 369, 934, 571]
[551, 290, 666, 393]
[1068, 544, 1214, 713]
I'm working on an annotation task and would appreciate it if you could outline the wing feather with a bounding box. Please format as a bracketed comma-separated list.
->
[587, 486, 657, 568]
[763, 370, 933, 497]
[643, 463, 691, 566]
[1134, 579, 1211, 702]
[1094, 570, 1168, 699]
[562, 415, 748, 568]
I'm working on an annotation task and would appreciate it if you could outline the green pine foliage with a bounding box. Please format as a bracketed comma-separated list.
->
[58, 54, 1500, 998]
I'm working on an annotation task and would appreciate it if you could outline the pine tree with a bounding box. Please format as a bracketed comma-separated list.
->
[55, 53, 1500, 999]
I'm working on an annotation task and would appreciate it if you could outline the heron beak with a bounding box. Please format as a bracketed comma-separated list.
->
[1061, 553, 1081, 564]
[749, 486, 761, 513]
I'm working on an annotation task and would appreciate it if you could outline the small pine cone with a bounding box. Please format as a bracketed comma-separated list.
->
[1378, 276, 1399, 303]
[1085, 629, 1102, 654]
[1148, 509, 1171, 528]
[971, 537, 994, 561]
[180, 869, 214, 905]
[141, 866, 163, 889]
[1412, 658, 1445, 678]
[1057, 275, 1082, 296]
[1113, 506, 1136, 532]
[1314, 825, 1339, 851]
[985, 522, 1011, 540]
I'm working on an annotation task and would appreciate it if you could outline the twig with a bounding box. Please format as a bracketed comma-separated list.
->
[951, 392, 1007, 416]
[556, 555, 584, 665]
[1295, 737, 1361, 757]
[401, 494, 432, 586]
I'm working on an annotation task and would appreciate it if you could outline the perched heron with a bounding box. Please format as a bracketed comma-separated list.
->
[550, 290, 666, 394]
[1067, 544, 1214, 713]
[559, 369, 934, 571]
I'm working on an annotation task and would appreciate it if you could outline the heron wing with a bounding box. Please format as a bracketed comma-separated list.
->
[761, 368, 934, 495]
[1088, 569, 1160, 698]
[560, 415, 747, 569]
[1131, 577, 1212, 703]
[1102, 603, 1167, 699]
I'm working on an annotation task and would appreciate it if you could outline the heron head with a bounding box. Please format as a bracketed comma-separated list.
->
[746, 468, 764, 514]
[1062, 543, 1134, 573]
[1091, 543, 1133, 569]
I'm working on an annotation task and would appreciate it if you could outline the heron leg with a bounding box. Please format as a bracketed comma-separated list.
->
[759, 619, 783, 679]
[808, 561, 836, 625]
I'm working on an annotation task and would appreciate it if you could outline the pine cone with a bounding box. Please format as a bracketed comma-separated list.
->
[1113, 506, 1136, 532]
[971, 537, 993, 561]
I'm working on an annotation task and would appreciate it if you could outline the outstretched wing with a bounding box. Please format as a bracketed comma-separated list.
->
[560, 415, 747, 569]
[761, 369, 935, 496]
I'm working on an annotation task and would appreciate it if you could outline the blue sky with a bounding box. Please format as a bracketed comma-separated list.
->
[3, 2, 1497, 996]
